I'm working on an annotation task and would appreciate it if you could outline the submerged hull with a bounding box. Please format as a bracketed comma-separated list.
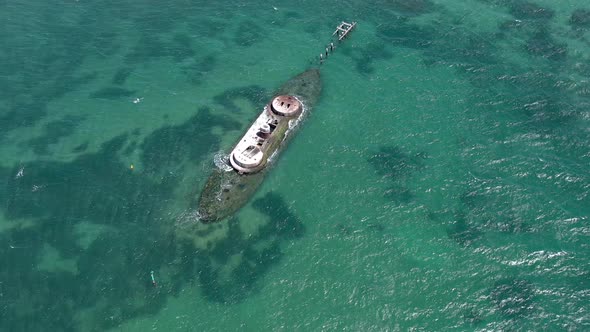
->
[197, 68, 321, 222]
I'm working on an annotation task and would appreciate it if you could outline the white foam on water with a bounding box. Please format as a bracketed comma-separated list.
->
[15, 166, 24, 179]
[174, 209, 202, 228]
[213, 151, 233, 172]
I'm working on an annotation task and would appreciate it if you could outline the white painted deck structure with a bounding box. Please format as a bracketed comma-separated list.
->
[229, 95, 304, 174]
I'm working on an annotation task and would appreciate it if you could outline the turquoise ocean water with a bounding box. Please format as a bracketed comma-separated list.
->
[1, 0, 589, 330]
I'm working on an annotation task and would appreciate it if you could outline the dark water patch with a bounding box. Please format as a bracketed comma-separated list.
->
[195, 192, 304, 304]
[0, 133, 197, 330]
[568, 269, 590, 302]
[0, 1, 102, 136]
[342, 41, 394, 75]
[189, 224, 220, 238]
[72, 142, 89, 153]
[501, 70, 562, 104]
[525, 29, 567, 62]
[368, 146, 426, 205]
[182, 54, 217, 85]
[112, 67, 134, 85]
[252, 192, 305, 238]
[431, 176, 539, 244]
[522, 97, 578, 128]
[0, 101, 48, 140]
[374, 2, 550, 116]
[437, 34, 499, 67]
[233, 20, 263, 47]
[446, 214, 483, 246]
[388, 0, 436, 16]
[496, 16, 553, 49]
[363, 0, 437, 17]
[374, 0, 571, 129]
[131, 5, 178, 35]
[0, 226, 80, 332]
[368, 146, 426, 180]
[4, 134, 162, 222]
[337, 223, 354, 236]
[384, 186, 414, 204]
[283, 11, 303, 20]
[488, 215, 531, 233]
[508, 1, 554, 21]
[407, 18, 502, 75]
[213, 85, 268, 112]
[454, 180, 538, 240]
[365, 222, 386, 233]
[187, 18, 228, 40]
[428, 208, 483, 246]
[462, 307, 484, 327]
[375, 0, 578, 142]
[377, 16, 436, 49]
[92, 31, 121, 58]
[36, 217, 82, 259]
[124, 34, 169, 64]
[171, 33, 196, 62]
[90, 86, 136, 100]
[26, 115, 85, 155]
[460, 189, 488, 209]
[54, 72, 100, 102]
[140, 107, 241, 175]
[574, 82, 590, 99]
[123, 140, 138, 156]
[124, 33, 196, 64]
[502, 72, 577, 128]
[498, 18, 530, 34]
[490, 278, 535, 319]
[74, 230, 180, 330]
[570, 8, 590, 30]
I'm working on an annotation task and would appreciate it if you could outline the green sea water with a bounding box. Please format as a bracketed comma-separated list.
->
[1, 0, 589, 331]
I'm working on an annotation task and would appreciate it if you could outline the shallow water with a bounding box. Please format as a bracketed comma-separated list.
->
[0, 0, 589, 331]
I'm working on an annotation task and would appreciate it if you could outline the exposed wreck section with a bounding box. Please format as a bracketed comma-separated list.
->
[198, 69, 321, 222]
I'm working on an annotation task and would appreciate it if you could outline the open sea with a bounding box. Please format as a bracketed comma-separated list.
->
[1, 0, 589, 331]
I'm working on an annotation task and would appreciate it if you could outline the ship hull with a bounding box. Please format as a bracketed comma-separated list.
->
[197, 68, 321, 222]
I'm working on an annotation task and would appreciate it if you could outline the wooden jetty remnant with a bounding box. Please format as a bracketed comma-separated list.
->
[333, 21, 357, 41]
[317, 21, 357, 65]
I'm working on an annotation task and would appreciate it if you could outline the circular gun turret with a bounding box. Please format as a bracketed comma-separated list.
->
[269, 95, 302, 117]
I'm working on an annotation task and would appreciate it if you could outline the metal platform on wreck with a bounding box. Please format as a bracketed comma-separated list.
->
[333, 21, 357, 41]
